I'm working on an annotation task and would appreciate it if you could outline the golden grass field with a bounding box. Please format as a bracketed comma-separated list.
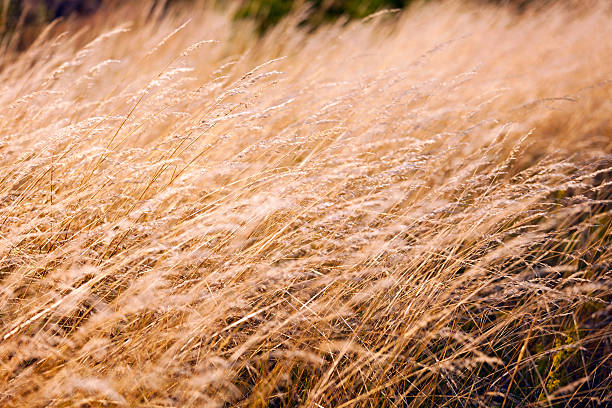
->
[0, 0, 611, 406]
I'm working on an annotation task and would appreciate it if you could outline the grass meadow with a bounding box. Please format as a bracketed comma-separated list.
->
[0, 0, 611, 406]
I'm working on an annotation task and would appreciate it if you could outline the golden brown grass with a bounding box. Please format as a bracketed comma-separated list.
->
[0, 1, 611, 406]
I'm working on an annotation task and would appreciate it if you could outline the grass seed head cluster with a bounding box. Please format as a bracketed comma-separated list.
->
[0, 1, 611, 406]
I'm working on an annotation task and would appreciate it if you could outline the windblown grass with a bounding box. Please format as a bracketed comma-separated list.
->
[0, 1, 611, 406]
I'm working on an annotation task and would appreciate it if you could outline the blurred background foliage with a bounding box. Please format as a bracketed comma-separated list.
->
[233, 0, 407, 32]
[0, 0, 556, 49]
[1, 0, 103, 49]
[1, 0, 410, 34]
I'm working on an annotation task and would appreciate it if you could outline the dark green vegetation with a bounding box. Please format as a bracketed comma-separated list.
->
[234, 0, 406, 32]
[0, 0, 101, 50]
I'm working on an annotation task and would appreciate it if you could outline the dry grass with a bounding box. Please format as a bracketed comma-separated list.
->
[0, 1, 611, 406]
